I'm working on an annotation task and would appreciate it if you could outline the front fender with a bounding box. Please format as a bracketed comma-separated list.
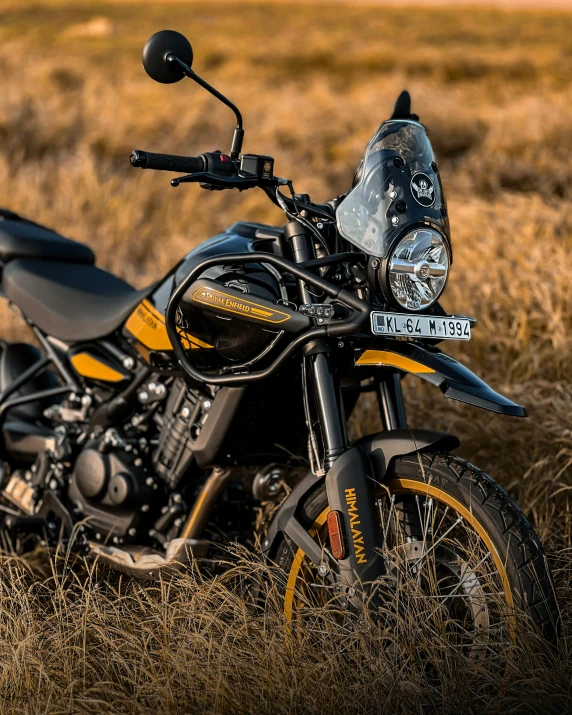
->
[261, 471, 326, 565]
[356, 341, 526, 417]
[262, 428, 459, 564]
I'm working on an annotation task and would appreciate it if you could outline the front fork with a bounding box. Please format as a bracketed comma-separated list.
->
[377, 371, 407, 431]
[288, 218, 402, 585]
[308, 351, 406, 585]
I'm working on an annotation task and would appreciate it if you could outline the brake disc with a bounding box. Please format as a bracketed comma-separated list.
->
[385, 540, 491, 659]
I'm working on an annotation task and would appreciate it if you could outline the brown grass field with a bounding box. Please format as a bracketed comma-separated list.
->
[0, 0, 571, 712]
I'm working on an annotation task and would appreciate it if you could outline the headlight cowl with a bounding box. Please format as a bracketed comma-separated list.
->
[377, 227, 450, 312]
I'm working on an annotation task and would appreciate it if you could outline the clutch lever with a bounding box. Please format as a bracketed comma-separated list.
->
[170, 172, 256, 190]
[170, 172, 280, 192]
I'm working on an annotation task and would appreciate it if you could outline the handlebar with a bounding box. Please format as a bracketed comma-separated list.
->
[129, 148, 336, 221]
[130, 150, 205, 174]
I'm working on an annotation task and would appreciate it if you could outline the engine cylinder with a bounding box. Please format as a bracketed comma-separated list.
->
[153, 379, 201, 487]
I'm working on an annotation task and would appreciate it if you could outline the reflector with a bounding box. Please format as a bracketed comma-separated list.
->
[327, 510, 347, 560]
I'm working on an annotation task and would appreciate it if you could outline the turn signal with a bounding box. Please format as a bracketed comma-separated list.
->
[327, 510, 347, 560]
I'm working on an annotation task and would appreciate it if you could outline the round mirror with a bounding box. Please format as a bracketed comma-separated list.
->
[142, 30, 194, 84]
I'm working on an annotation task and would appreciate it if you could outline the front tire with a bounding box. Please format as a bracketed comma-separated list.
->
[274, 453, 558, 649]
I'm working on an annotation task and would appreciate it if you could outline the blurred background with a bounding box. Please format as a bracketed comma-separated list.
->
[0, 1, 569, 710]
[0, 0, 571, 614]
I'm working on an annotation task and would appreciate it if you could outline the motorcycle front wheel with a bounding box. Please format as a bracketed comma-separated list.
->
[274, 453, 558, 655]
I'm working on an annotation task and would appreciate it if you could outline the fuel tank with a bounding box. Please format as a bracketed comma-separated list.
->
[123, 222, 289, 364]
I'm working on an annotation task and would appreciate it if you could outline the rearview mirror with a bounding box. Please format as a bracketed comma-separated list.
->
[142, 28, 244, 159]
[142, 30, 194, 84]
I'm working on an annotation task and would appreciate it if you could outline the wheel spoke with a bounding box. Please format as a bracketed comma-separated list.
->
[440, 552, 492, 607]
[285, 471, 523, 665]
[381, 494, 396, 551]
[413, 517, 463, 570]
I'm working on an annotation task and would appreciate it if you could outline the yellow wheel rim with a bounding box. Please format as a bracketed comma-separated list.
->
[283, 478, 514, 624]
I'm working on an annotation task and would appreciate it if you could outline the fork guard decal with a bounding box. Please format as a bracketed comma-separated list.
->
[325, 447, 382, 582]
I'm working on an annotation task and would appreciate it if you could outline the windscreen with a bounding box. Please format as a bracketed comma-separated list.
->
[336, 120, 449, 258]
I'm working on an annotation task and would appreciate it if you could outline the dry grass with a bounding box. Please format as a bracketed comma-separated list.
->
[0, 546, 563, 715]
[0, 0, 571, 712]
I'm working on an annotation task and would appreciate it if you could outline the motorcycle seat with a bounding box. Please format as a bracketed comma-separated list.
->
[0, 209, 95, 265]
[3, 259, 154, 342]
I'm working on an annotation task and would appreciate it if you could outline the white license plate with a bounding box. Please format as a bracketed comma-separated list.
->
[371, 312, 471, 341]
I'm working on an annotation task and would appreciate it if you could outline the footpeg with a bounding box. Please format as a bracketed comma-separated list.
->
[3, 473, 36, 514]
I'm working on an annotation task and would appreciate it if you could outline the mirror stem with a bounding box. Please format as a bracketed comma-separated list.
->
[167, 54, 244, 159]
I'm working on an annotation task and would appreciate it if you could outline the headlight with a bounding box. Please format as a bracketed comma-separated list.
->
[382, 227, 449, 311]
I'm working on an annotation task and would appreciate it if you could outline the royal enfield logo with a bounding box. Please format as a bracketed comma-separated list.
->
[191, 285, 291, 324]
[411, 172, 435, 207]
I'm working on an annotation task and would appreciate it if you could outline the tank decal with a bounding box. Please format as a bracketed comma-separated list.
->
[191, 286, 291, 324]
[125, 299, 213, 351]
[71, 353, 126, 383]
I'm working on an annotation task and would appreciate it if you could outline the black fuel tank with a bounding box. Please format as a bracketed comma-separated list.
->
[135, 221, 291, 363]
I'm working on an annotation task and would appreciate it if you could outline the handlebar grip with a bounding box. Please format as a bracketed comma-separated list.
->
[130, 150, 205, 174]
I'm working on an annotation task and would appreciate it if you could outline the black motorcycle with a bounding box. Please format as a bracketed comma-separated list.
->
[0, 30, 557, 652]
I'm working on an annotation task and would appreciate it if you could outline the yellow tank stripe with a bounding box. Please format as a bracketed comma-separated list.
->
[356, 350, 435, 374]
[141, 300, 214, 348]
[124, 300, 172, 351]
[124, 299, 213, 351]
[71, 353, 125, 383]
[181, 331, 214, 349]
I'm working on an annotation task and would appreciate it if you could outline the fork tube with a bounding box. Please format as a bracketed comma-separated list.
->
[377, 371, 407, 430]
[284, 219, 315, 304]
[285, 219, 348, 469]
[309, 349, 348, 470]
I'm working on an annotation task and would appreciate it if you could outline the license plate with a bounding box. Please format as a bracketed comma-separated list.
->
[370, 312, 471, 341]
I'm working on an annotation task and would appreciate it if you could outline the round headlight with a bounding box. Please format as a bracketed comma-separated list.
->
[385, 228, 449, 311]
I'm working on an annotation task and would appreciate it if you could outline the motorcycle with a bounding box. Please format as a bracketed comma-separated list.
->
[0, 30, 557, 653]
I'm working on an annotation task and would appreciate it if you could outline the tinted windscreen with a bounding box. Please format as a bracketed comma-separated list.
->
[336, 120, 447, 258]
[371, 121, 435, 173]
